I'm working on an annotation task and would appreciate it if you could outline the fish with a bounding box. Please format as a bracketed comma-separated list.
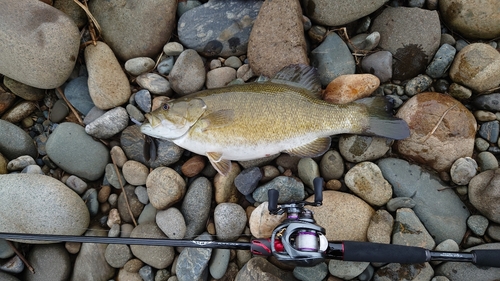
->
[141, 64, 409, 175]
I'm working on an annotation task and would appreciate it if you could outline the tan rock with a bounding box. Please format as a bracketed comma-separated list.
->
[306, 191, 374, 241]
[1, 101, 38, 123]
[0, 153, 7, 174]
[396, 92, 477, 172]
[449, 43, 500, 93]
[247, 0, 308, 77]
[344, 162, 392, 207]
[323, 74, 380, 104]
[146, 167, 186, 210]
[122, 160, 149, 186]
[85, 41, 131, 110]
[367, 209, 394, 244]
[249, 202, 286, 239]
[440, 0, 500, 39]
[214, 162, 241, 204]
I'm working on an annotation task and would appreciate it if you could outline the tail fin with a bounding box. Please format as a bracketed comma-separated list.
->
[355, 96, 410, 140]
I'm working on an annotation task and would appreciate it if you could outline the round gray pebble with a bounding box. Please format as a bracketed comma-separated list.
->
[450, 157, 478, 185]
[163, 42, 184, 56]
[209, 248, 230, 279]
[293, 262, 328, 281]
[405, 74, 433, 96]
[125, 57, 155, 76]
[134, 89, 152, 113]
[319, 150, 344, 181]
[214, 203, 247, 241]
[426, 43, 456, 78]
[50, 99, 70, 123]
[477, 151, 499, 171]
[467, 215, 489, 236]
[157, 56, 175, 75]
[65, 175, 88, 195]
[105, 244, 132, 268]
[361, 50, 392, 82]
[136, 73, 172, 96]
[7, 155, 36, 171]
[134, 185, 149, 204]
[224, 56, 242, 69]
[156, 207, 186, 239]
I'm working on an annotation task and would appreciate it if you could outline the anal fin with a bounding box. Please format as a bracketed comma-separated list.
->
[284, 137, 331, 158]
[206, 152, 232, 176]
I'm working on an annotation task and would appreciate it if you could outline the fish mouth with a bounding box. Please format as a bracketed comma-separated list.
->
[144, 113, 161, 127]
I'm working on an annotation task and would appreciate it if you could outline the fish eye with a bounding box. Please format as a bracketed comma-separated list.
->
[162, 103, 170, 110]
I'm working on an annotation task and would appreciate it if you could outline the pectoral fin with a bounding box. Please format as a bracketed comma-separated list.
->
[206, 152, 232, 176]
[284, 137, 331, 158]
[200, 110, 235, 131]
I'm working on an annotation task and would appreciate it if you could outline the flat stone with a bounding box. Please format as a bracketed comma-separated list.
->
[339, 135, 392, 163]
[0, 0, 79, 89]
[393, 208, 436, 250]
[247, 0, 308, 77]
[23, 244, 71, 281]
[125, 57, 156, 76]
[367, 209, 393, 244]
[64, 76, 94, 115]
[370, 7, 441, 80]
[0, 174, 89, 241]
[178, 0, 262, 58]
[252, 176, 305, 203]
[89, 0, 177, 61]
[84, 106, 129, 139]
[3, 77, 44, 101]
[85, 41, 131, 110]
[176, 233, 212, 281]
[361, 51, 393, 82]
[46, 122, 109, 181]
[426, 43, 456, 78]
[293, 262, 328, 281]
[329, 260, 369, 280]
[374, 262, 434, 281]
[136, 73, 172, 96]
[472, 93, 500, 112]
[378, 158, 470, 244]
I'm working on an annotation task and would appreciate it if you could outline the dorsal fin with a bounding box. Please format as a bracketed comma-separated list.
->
[271, 64, 322, 98]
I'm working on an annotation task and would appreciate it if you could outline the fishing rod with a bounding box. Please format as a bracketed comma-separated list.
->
[1, 178, 499, 268]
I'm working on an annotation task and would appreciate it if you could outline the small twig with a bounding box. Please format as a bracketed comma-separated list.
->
[111, 154, 138, 227]
[73, 0, 101, 44]
[7, 241, 35, 274]
[56, 87, 84, 126]
[420, 103, 458, 143]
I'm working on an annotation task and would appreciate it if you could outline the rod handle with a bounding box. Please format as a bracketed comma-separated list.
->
[473, 250, 500, 267]
[342, 241, 428, 264]
[313, 177, 323, 204]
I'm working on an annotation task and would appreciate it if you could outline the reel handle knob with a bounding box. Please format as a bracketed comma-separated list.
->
[313, 177, 323, 205]
[268, 189, 279, 213]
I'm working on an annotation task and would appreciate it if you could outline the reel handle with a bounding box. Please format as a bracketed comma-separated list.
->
[268, 189, 279, 213]
[313, 177, 323, 205]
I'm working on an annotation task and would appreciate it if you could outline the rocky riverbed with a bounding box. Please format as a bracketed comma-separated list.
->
[1, 0, 500, 280]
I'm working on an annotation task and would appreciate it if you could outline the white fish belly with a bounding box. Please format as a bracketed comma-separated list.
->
[173, 133, 319, 161]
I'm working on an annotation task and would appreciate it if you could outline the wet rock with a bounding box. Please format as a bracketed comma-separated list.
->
[473, 93, 500, 112]
[89, 0, 177, 61]
[395, 92, 476, 172]
[178, 0, 262, 58]
[405, 74, 433, 96]
[449, 43, 500, 93]
[426, 43, 456, 78]
[371, 7, 441, 80]
[247, 0, 308, 77]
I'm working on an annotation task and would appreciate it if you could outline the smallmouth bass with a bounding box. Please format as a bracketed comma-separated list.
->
[141, 65, 409, 175]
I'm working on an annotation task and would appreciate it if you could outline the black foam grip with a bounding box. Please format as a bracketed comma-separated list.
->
[268, 189, 279, 212]
[473, 250, 500, 267]
[313, 177, 323, 203]
[343, 241, 428, 264]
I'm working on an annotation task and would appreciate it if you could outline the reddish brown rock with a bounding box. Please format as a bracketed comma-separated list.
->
[181, 155, 206, 177]
[395, 92, 476, 172]
[323, 74, 380, 104]
[247, 0, 308, 77]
